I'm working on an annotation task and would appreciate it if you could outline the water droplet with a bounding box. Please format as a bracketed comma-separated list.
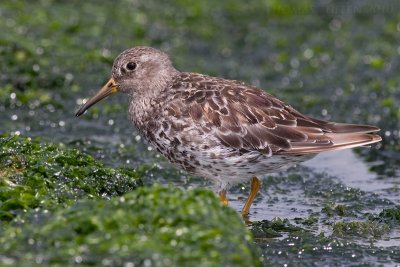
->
[101, 48, 111, 57]
[35, 255, 43, 264]
[47, 104, 55, 112]
[65, 73, 74, 81]
[303, 48, 314, 59]
[289, 69, 298, 78]
[6, 18, 15, 27]
[75, 256, 82, 263]
[32, 64, 40, 72]
[144, 259, 152, 267]
[290, 58, 299, 68]
[329, 19, 342, 31]
[35, 47, 44, 55]
[274, 62, 283, 71]
[298, 80, 303, 88]
[281, 77, 290, 86]
[77, 98, 86, 105]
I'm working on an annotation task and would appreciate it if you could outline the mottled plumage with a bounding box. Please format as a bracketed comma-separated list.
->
[76, 46, 381, 218]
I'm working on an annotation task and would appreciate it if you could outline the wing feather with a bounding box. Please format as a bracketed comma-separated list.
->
[165, 73, 381, 155]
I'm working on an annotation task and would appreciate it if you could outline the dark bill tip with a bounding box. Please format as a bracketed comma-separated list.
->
[75, 78, 118, 117]
[75, 106, 86, 117]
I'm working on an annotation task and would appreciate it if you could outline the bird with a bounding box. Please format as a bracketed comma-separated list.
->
[76, 46, 381, 219]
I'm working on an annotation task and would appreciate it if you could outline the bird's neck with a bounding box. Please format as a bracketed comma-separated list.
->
[128, 70, 180, 130]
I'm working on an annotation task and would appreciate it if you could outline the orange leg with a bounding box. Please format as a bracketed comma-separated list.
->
[219, 189, 229, 206]
[241, 176, 261, 218]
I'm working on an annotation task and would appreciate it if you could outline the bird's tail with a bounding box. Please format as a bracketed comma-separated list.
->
[280, 122, 381, 155]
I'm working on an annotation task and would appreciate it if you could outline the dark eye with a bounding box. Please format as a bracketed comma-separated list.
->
[126, 62, 137, 71]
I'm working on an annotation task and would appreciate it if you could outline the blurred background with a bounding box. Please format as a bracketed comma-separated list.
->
[1, 0, 400, 265]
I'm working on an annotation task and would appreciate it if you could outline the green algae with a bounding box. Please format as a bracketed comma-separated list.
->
[0, 40, 70, 110]
[375, 206, 400, 225]
[251, 218, 303, 238]
[322, 204, 349, 217]
[0, 185, 261, 267]
[333, 221, 390, 238]
[0, 135, 141, 222]
[0, 136, 261, 266]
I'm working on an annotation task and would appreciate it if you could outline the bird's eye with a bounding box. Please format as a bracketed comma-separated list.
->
[126, 62, 137, 71]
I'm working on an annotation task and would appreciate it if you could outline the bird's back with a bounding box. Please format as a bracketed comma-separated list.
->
[154, 72, 381, 157]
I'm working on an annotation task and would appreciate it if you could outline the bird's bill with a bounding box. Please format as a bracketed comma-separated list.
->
[75, 78, 118, 117]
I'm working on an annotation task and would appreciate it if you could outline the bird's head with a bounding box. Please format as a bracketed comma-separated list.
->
[75, 46, 178, 117]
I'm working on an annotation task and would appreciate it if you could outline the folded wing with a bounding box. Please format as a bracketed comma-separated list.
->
[168, 73, 381, 156]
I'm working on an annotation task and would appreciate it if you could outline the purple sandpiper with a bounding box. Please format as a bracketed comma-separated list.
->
[76, 47, 381, 219]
